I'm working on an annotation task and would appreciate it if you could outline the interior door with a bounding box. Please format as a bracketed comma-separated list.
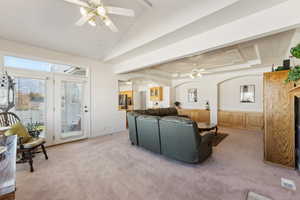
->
[54, 76, 89, 144]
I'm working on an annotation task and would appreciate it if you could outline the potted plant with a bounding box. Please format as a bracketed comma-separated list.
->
[291, 43, 300, 59]
[174, 101, 181, 109]
[285, 65, 300, 85]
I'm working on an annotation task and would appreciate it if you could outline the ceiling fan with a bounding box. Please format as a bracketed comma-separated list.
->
[172, 68, 210, 79]
[64, 0, 136, 32]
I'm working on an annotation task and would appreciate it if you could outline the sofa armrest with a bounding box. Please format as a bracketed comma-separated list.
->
[201, 133, 214, 145]
[198, 133, 213, 162]
[177, 115, 190, 118]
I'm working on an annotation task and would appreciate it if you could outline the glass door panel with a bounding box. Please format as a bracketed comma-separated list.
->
[60, 81, 83, 138]
[54, 77, 88, 144]
[11, 77, 47, 137]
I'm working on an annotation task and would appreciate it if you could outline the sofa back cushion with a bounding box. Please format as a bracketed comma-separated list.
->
[159, 116, 201, 163]
[136, 115, 161, 154]
[133, 107, 178, 117]
[158, 107, 178, 116]
[127, 112, 141, 145]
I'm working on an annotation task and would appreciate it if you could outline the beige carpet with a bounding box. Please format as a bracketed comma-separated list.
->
[16, 128, 300, 200]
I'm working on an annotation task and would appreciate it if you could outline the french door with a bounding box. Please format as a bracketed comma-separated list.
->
[8, 69, 90, 145]
[53, 75, 90, 144]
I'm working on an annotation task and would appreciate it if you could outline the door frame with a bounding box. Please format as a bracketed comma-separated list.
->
[53, 74, 90, 145]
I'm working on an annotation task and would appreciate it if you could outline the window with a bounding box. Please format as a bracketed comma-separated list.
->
[3, 56, 87, 76]
[4, 56, 51, 72]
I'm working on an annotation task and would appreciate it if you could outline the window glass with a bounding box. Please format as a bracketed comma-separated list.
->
[4, 56, 87, 76]
[4, 56, 51, 72]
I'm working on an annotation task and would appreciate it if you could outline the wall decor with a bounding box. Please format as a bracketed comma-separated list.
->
[188, 88, 198, 103]
[240, 85, 255, 103]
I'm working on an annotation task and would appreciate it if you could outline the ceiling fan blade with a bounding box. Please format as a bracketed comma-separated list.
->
[135, 0, 153, 8]
[63, 0, 90, 7]
[76, 12, 95, 26]
[106, 7, 135, 17]
[90, 0, 101, 5]
[104, 17, 119, 32]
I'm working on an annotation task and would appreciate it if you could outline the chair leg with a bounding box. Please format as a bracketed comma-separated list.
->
[41, 144, 48, 160]
[28, 151, 34, 172]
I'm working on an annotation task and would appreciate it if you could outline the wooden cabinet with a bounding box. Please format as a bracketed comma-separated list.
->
[150, 87, 163, 101]
[218, 110, 264, 131]
[264, 70, 295, 168]
[178, 109, 210, 123]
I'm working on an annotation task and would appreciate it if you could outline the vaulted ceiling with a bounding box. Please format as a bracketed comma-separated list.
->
[0, 0, 299, 75]
[0, 0, 146, 59]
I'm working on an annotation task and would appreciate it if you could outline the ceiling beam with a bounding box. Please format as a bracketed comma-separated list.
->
[113, 0, 300, 74]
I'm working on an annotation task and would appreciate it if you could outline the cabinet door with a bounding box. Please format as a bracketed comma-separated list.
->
[264, 71, 295, 167]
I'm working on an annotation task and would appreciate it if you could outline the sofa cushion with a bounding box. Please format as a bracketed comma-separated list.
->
[136, 115, 161, 154]
[159, 116, 207, 163]
[146, 109, 160, 116]
[127, 112, 141, 145]
[160, 116, 194, 124]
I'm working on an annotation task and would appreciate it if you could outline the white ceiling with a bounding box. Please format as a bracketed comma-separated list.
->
[0, 0, 146, 59]
[0, 0, 296, 71]
[129, 30, 296, 79]
[105, 0, 288, 64]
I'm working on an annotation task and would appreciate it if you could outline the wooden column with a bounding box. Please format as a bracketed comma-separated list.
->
[264, 70, 295, 168]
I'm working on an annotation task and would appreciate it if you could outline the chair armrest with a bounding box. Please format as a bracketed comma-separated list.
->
[198, 133, 213, 162]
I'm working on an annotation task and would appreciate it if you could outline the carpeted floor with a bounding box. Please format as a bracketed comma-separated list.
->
[16, 128, 299, 200]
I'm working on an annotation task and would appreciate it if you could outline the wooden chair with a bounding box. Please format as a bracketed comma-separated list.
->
[0, 112, 48, 172]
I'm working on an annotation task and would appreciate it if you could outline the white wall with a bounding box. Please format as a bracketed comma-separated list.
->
[0, 38, 126, 139]
[91, 66, 126, 136]
[119, 84, 132, 92]
[218, 75, 263, 112]
[173, 67, 270, 123]
[175, 83, 212, 110]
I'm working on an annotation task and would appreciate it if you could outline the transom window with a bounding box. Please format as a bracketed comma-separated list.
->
[3, 56, 87, 76]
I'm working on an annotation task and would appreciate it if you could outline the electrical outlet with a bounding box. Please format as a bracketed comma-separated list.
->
[281, 178, 296, 191]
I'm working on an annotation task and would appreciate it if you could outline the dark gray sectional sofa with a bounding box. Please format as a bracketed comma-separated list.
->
[127, 108, 213, 163]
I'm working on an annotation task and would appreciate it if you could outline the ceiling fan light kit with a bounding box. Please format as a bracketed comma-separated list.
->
[64, 0, 136, 32]
[88, 18, 96, 26]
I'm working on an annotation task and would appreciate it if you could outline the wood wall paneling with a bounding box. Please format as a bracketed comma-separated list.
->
[178, 109, 210, 123]
[264, 70, 295, 168]
[245, 112, 264, 131]
[218, 110, 263, 131]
